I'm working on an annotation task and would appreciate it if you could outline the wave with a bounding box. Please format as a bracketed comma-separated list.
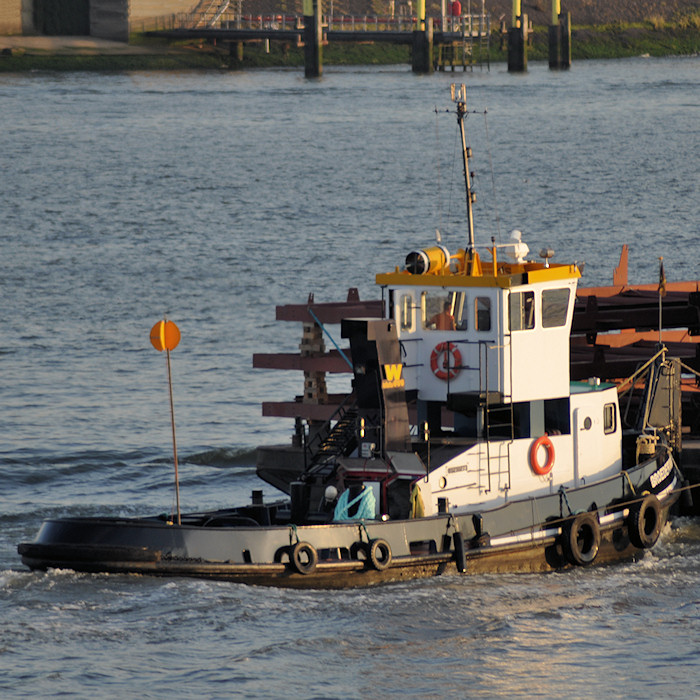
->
[182, 447, 258, 468]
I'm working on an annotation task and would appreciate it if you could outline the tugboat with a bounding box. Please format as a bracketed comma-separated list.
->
[19, 85, 682, 588]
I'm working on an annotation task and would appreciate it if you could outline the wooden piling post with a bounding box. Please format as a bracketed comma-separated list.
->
[303, 0, 322, 78]
[228, 40, 244, 68]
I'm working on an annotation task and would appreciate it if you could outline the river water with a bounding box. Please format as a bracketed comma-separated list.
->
[1, 57, 699, 698]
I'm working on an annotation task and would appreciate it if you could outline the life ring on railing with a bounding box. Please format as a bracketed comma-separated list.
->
[430, 342, 462, 381]
[627, 493, 662, 549]
[290, 541, 318, 574]
[530, 434, 555, 476]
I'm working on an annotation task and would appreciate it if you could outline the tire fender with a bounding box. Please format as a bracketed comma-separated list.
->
[627, 494, 662, 549]
[290, 541, 318, 574]
[368, 538, 392, 571]
[563, 512, 600, 566]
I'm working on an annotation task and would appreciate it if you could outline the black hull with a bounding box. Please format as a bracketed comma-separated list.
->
[17, 513, 665, 589]
[18, 456, 680, 589]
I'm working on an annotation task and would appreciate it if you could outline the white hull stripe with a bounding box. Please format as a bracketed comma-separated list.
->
[485, 480, 675, 550]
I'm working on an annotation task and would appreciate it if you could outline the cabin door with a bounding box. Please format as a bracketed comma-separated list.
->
[573, 405, 597, 486]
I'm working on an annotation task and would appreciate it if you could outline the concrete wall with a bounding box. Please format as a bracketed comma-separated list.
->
[128, 0, 195, 32]
[0, 0, 197, 36]
[91, 0, 130, 41]
[130, 0, 195, 20]
[0, 0, 22, 35]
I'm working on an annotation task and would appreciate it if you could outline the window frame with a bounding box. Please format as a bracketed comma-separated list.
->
[541, 288, 571, 329]
[509, 291, 535, 332]
[603, 402, 617, 434]
[475, 296, 491, 332]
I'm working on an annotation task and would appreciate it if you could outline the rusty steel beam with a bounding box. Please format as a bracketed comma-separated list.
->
[262, 399, 346, 420]
[275, 288, 383, 324]
[253, 350, 352, 373]
[570, 339, 700, 381]
[572, 289, 700, 336]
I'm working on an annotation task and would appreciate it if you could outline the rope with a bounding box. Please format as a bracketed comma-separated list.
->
[307, 307, 352, 369]
[333, 485, 376, 521]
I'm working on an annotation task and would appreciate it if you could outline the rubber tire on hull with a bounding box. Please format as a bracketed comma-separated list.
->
[290, 541, 318, 574]
[453, 532, 467, 573]
[563, 512, 601, 566]
[368, 538, 392, 571]
[627, 494, 662, 549]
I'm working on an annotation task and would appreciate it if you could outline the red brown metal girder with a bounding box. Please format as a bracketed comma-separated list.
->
[572, 282, 700, 381]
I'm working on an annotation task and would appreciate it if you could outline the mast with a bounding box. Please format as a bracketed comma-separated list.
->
[451, 84, 476, 260]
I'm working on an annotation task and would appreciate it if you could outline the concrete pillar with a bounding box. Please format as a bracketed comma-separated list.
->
[90, 0, 129, 43]
[412, 22, 433, 73]
[561, 11, 572, 68]
[550, 0, 560, 25]
[507, 11, 527, 72]
[303, 0, 322, 78]
[549, 7, 571, 69]
[21, 0, 35, 34]
[416, 0, 426, 30]
[229, 40, 244, 67]
[548, 24, 561, 68]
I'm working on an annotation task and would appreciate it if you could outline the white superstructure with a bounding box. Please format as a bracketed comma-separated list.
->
[377, 240, 622, 514]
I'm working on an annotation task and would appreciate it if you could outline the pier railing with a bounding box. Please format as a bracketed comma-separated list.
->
[132, 11, 490, 38]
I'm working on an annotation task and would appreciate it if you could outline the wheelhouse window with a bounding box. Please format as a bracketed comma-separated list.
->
[604, 403, 617, 434]
[422, 291, 466, 331]
[400, 294, 415, 332]
[509, 291, 535, 331]
[542, 288, 571, 328]
[475, 296, 491, 331]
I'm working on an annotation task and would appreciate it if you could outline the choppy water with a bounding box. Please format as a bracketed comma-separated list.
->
[1, 57, 699, 697]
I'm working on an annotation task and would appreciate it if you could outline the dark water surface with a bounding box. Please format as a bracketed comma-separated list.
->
[1, 57, 699, 697]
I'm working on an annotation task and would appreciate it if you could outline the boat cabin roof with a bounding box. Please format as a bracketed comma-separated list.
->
[376, 248, 581, 291]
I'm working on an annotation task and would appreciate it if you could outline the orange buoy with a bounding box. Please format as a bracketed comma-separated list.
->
[150, 319, 180, 352]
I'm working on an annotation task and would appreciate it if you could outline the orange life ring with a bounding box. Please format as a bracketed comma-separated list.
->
[430, 342, 462, 381]
[530, 434, 555, 475]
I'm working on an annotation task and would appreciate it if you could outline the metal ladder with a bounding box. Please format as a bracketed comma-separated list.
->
[479, 334, 514, 494]
[304, 395, 358, 474]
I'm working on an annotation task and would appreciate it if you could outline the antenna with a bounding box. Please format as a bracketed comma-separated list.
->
[451, 84, 476, 265]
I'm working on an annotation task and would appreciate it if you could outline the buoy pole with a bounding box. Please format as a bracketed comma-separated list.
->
[150, 318, 182, 525]
[166, 346, 181, 525]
